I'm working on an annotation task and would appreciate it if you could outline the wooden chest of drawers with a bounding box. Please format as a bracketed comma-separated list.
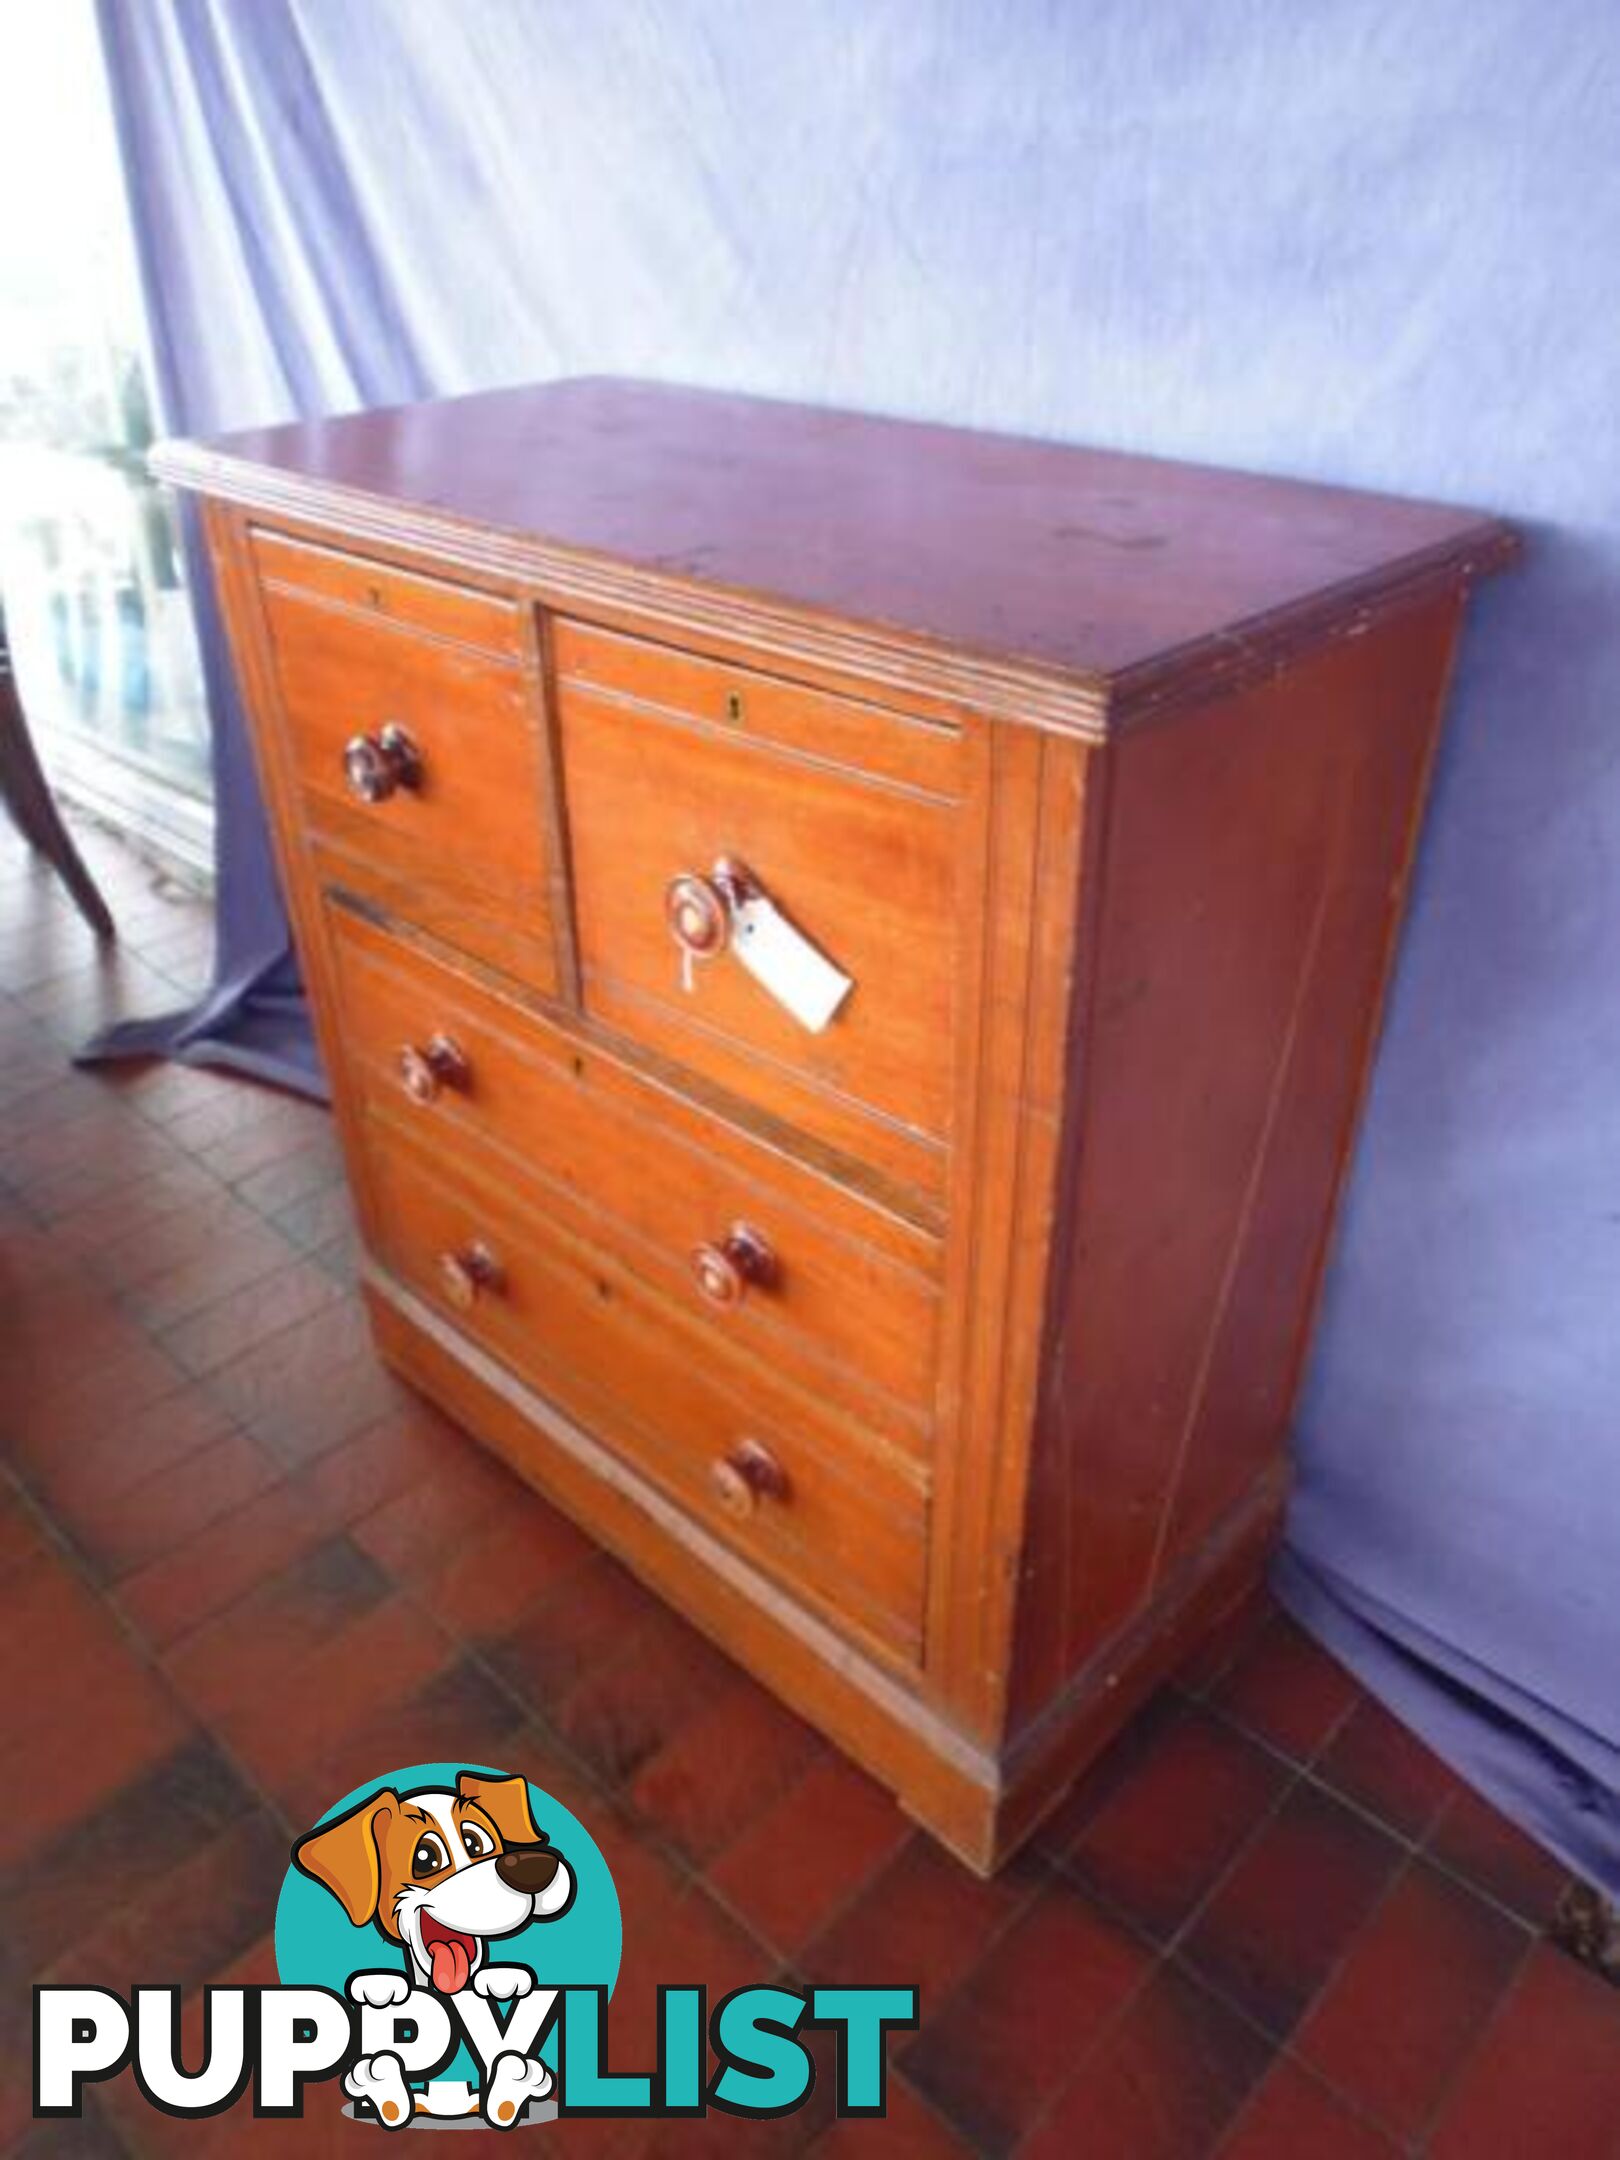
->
[156, 379, 1514, 1869]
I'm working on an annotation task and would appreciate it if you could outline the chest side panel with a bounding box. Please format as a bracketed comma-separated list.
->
[1009, 594, 1465, 1745]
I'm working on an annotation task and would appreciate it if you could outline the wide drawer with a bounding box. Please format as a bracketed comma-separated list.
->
[327, 902, 940, 1449]
[253, 530, 561, 994]
[364, 1125, 929, 1665]
[554, 620, 968, 1198]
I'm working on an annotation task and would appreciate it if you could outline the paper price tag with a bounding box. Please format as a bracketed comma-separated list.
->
[729, 892, 853, 1033]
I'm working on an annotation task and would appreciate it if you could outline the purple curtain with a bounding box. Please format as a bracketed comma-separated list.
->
[83, 0, 1620, 1898]
[82, 0, 436, 1095]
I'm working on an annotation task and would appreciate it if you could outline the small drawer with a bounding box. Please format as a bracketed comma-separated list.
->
[554, 625, 968, 1198]
[553, 619, 968, 796]
[253, 537, 560, 994]
[365, 1126, 928, 1665]
[328, 902, 940, 1450]
[254, 529, 521, 657]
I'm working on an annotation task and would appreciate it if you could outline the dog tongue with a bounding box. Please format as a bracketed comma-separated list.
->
[429, 1936, 471, 1994]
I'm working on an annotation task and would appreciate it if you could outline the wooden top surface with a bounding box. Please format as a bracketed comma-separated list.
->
[156, 376, 1515, 731]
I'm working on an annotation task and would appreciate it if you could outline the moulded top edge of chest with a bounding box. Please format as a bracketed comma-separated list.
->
[151, 376, 1519, 740]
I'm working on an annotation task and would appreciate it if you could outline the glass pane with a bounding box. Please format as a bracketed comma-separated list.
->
[0, 1, 211, 817]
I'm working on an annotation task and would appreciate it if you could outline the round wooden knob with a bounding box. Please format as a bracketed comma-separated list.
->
[709, 1439, 790, 1520]
[665, 873, 730, 961]
[343, 722, 422, 803]
[398, 1034, 470, 1105]
[690, 1223, 776, 1308]
[437, 1241, 501, 1310]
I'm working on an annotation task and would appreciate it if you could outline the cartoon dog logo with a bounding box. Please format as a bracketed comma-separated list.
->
[293, 1770, 573, 2128]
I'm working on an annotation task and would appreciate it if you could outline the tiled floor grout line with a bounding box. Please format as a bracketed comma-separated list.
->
[1188, 1678, 1563, 1937]
[0, 1449, 302, 1860]
[1028, 1753, 1308, 2136]
[0, 1455, 85, 1579]
[2, 1354, 269, 1605]
[1133, 1690, 1557, 2156]
[1074, 1729, 1308, 1972]
[875, 1854, 1067, 2114]
[1001, 1926, 1171, 2157]
[864, 2068, 1001, 2160]
[1400, 1918, 1539, 2156]
[1036, 1826, 1459, 2160]
[1211, 2053, 1424, 2160]
[2, 1019, 336, 1241]
[1010, 1790, 1452, 2156]
[444, 1614, 799, 1941]
[1024, 1680, 1541, 2153]
[700, 1828, 905, 1999]
[1255, 1854, 1464, 2157]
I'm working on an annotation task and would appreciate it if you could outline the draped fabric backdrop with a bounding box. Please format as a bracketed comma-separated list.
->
[92, 0, 1620, 1892]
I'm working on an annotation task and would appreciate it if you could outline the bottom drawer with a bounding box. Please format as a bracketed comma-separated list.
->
[363, 1123, 928, 1665]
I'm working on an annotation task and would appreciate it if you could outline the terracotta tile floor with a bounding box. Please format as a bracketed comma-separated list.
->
[3, 814, 1618, 2158]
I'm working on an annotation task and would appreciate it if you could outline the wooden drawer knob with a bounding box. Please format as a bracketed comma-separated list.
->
[437, 1240, 501, 1310]
[665, 872, 731, 962]
[343, 722, 422, 803]
[398, 1034, 470, 1105]
[690, 1222, 776, 1308]
[710, 1439, 789, 1520]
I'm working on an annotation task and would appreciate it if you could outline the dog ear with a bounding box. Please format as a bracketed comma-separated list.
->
[293, 1790, 399, 1926]
[457, 1770, 542, 1846]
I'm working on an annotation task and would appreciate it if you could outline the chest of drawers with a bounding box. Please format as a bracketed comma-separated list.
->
[156, 379, 1514, 1869]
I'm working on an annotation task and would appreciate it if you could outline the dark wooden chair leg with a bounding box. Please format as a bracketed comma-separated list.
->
[0, 612, 116, 943]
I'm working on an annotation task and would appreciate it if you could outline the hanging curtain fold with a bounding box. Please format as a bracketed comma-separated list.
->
[83, 0, 435, 1093]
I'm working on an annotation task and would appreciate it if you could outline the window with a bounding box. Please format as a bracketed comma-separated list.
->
[0, 1, 211, 874]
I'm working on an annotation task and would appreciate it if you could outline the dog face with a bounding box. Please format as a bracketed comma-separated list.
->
[293, 1771, 574, 1993]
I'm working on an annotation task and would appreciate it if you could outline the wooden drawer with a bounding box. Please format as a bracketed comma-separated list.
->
[252, 531, 561, 994]
[554, 620, 967, 1198]
[553, 618, 970, 793]
[327, 902, 940, 1449]
[364, 1125, 929, 1665]
[254, 528, 521, 653]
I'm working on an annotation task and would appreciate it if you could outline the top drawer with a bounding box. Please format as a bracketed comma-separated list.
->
[252, 531, 562, 996]
[254, 529, 520, 654]
[554, 622, 970, 1200]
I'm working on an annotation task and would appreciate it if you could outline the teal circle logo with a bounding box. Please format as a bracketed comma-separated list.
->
[275, 1761, 620, 2120]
